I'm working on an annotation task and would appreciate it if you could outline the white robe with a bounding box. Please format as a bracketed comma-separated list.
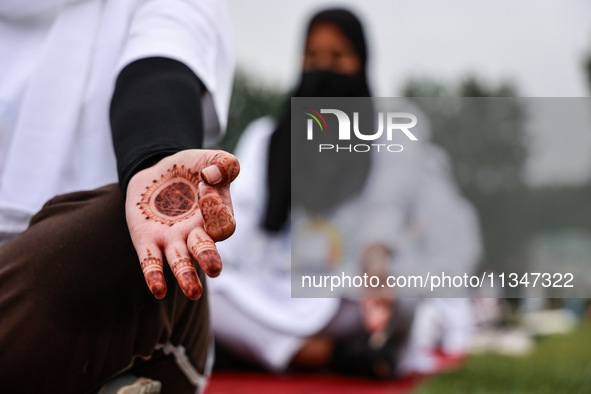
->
[0, 0, 234, 241]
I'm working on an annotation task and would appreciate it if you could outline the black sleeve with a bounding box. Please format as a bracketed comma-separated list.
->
[110, 57, 204, 193]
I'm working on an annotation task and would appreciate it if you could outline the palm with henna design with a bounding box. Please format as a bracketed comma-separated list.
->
[126, 149, 239, 299]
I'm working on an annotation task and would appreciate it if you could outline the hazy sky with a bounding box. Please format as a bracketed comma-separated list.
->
[226, 1, 591, 186]
[226, 0, 591, 97]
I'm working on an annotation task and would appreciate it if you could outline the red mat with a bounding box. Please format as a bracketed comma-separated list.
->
[205, 372, 418, 394]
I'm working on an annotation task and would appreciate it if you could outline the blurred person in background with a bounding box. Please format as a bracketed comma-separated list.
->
[0, 1, 238, 392]
[209, 7, 427, 379]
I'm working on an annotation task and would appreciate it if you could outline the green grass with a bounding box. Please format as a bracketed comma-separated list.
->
[414, 322, 591, 394]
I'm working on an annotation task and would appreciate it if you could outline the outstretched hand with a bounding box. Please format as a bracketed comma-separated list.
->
[125, 150, 239, 300]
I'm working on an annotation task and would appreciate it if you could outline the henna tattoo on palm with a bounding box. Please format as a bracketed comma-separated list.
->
[138, 164, 200, 226]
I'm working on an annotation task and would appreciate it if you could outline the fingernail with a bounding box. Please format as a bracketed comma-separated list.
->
[202, 165, 222, 185]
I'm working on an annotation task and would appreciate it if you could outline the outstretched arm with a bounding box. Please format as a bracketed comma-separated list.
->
[110, 57, 238, 299]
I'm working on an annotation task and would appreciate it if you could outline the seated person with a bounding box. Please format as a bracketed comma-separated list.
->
[0, 2, 238, 392]
[210, 8, 422, 379]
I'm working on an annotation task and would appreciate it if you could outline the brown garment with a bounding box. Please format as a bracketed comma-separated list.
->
[0, 184, 211, 393]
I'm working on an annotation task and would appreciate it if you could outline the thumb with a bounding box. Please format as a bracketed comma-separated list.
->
[201, 152, 240, 186]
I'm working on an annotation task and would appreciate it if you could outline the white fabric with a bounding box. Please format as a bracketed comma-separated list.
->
[0, 0, 77, 20]
[210, 292, 307, 372]
[398, 298, 475, 375]
[0, 0, 234, 238]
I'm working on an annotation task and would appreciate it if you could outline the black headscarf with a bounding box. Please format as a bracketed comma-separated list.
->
[308, 8, 369, 86]
[263, 8, 372, 232]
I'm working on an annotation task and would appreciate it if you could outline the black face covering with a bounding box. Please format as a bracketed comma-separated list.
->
[293, 70, 371, 98]
[263, 9, 372, 233]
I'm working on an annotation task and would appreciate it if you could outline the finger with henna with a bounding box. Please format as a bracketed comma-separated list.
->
[165, 244, 203, 300]
[138, 246, 167, 298]
[198, 181, 235, 241]
[188, 226, 222, 278]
